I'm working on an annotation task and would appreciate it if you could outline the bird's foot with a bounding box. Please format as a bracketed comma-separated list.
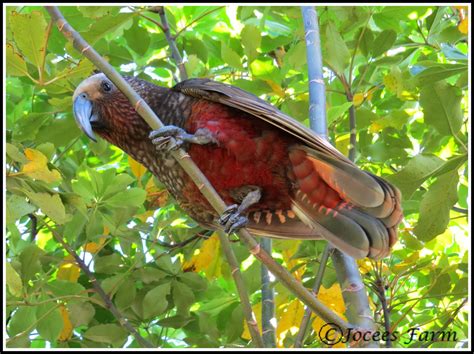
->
[218, 187, 262, 234]
[149, 125, 217, 152]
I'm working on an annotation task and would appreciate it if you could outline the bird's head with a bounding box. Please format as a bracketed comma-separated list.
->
[73, 73, 156, 144]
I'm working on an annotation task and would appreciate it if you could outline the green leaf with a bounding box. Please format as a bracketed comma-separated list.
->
[372, 30, 397, 57]
[386, 154, 444, 199]
[356, 108, 379, 129]
[104, 187, 146, 209]
[414, 64, 467, 86]
[358, 28, 374, 57]
[108, 42, 133, 66]
[46, 280, 86, 297]
[142, 282, 171, 319]
[172, 280, 195, 316]
[327, 102, 353, 124]
[68, 302, 95, 327]
[324, 22, 350, 74]
[36, 303, 62, 342]
[6, 143, 28, 163]
[19, 244, 44, 283]
[94, 254, 123, 274]
[178, 272, 208, 291]
[6, 263, 22, 297]
[84, 324, 128, 346]
[9, 11, 47, 69]
[429, 273, 452, 296]
[23, 190, 70, 225]
[6, 195, 36, 224]
[157, 315, 193, 328]
[221, 42, 243, 70]
[420, 82, 463, 136]
[184, 54, 201, 77]
[6, 43, 29, 77]
[414, 170, 459, 242]
[77, 6, 121, 19]
[241, 24, 261, 62]
[115, 279, 137, 310]
[82, 13, 134, 45]
[285, 41, 306, 70]
[134, 267, 167, 284]
[8, 306, 37, 336]
[186, 37, 208, 63]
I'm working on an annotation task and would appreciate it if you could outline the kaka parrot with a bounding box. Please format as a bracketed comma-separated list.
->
[73, 73, 403, 259]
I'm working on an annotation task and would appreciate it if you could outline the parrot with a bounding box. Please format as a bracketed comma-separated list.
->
[73, 73, 403, 259]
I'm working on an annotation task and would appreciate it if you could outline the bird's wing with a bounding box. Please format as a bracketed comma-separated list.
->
[173, 78, 350, 162]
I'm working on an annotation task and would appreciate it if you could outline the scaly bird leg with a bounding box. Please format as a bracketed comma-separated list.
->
[149, 126, 217, 151]
[219, 187, 262, 234]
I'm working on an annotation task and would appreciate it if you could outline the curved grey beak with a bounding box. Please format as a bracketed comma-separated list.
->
[73, 94, 98, 142]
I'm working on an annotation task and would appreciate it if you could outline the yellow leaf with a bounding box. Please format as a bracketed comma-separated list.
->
[357, 259, 373, 274]
[264, 79, 286, 98]
[57, 254, 80, 282]
[276, 299, 305, 347]
[383, 74, 399, 93]
[128, 155, 147, 180]
[353, 93, 364, 106]
[182, 233, 222, 279]
[21, 148, 61, 183]
[83, 227, 108, 253]
[241, 302, 262, 340]
[58, 304, 73, 341]
[369, 121, 383, 133]
[312, 283, 347, 348]
[281, 241, 304, 280]
[335, 134, 351, 157]
[458, 18, 468, 34]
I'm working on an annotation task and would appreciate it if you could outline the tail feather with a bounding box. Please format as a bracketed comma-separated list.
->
[289, 146, 403, 259]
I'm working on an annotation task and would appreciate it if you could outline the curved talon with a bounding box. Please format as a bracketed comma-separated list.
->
[150, 126, 217, 152]
[149, 126, 187, 152]
[218, 204, 249, 234]
[219, 204, 239, 225]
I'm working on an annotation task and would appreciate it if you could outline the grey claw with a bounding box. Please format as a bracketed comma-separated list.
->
[150, 126, 186, 152]
[218, 204, 239, 225]
[218, 204, 249, 234]
[225, 215, 249, 234]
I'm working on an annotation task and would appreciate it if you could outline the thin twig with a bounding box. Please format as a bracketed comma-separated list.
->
[136, 12, 165, 32]
[348, 12, 372, 87]
[374, 277, 392, 347]
[43, 220, 154, 348]
[28, 213, 37, 242]
[218, 231, 264, 347]
[260, 237, 276, 347]
[39, 19, 53, 84]
[45, 5, 351, 332]
[294, 244, 333, 348]
[174, 6, 225, 39]
[155, 6, 188, 81]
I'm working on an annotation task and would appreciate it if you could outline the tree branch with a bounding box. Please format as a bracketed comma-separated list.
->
[294, 244, 333, 348]
[260, 237, 276, 347]
[302, 6, 378, 348]
[45, 5, 351, 334]
[218, 231, 264, 347]
[152, 6, 188, 81]
[302, 6, 327, 138]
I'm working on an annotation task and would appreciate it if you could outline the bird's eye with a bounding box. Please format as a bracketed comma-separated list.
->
[101, 81, 112, 92]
